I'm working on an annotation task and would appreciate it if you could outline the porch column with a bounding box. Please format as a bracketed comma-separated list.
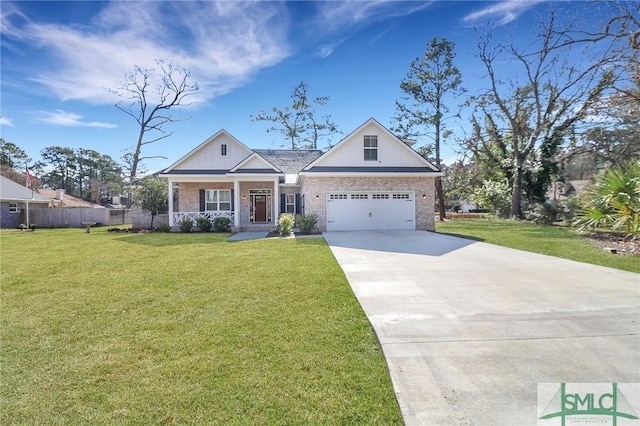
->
[273, 177, 279, 226]
[168, 178, 174, 226]
[233, 179, 240, 228]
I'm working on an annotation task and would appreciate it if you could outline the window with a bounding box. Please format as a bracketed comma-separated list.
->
[221, 144, 227, 156]
[364, 135, 378, 161]
[9, 203, 18, 213]
[351, 194, 368, 200]
[205, 189, 231, 211]
[329, 194, 347, 200]
[393, 193, 410, 199]
[285, 194, 296, 214]
[372, 194, 389, 200]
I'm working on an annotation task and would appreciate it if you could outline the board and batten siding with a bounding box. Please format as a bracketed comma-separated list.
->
[172, 133, 252, 171]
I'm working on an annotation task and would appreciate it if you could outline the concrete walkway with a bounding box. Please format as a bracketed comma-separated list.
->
[323, 230, 640, 425]
[226, 231, 269, 242]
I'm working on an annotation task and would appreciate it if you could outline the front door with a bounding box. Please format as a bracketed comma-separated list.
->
[250, 189, 272, 223]
[254, 195, 267, 222]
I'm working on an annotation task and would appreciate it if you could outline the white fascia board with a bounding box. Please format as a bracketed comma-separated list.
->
[159, 174, 231, 183]
[162, 129, 250, 173]
[298, 171, 443, 178]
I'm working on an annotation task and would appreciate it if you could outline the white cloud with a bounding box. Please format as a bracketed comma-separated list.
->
[462, 0, 543, 26]
[317, 37, 348, 59]
[311, 1, 432, 57]
[0, 117, 13, 126]
[35, 110, 118, 128]
[2, 1, 291, 104]
[316, 0, 432, 31]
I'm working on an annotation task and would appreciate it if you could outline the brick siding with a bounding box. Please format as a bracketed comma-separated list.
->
[301, 176, 436, 231]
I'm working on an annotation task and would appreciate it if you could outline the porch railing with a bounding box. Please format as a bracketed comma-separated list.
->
[172, 211, 235, 225]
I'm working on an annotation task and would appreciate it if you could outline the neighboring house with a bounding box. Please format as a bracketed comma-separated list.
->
[160, 118, 442, 232]
[36, 189, 105, 209]
[0, 176, 54, 228]
[458, 200, 478, 213]
[548, 180, 591, 203]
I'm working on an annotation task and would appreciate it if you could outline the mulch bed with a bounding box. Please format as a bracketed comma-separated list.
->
[585, 233, 640, 256]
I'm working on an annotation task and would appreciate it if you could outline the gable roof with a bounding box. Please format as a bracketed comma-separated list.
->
[162, 129, 253, 174]
[36, 189, 105, 208]
[229, 152, 281, 174]
[302, 118, 441, 174]
[253, 149, 323, 174]
[0, 176, 52, 203]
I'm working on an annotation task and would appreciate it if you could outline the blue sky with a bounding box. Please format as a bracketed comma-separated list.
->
[0, 1, 611, 174]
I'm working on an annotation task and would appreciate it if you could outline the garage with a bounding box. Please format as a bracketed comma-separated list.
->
[326, 191, 416, 231]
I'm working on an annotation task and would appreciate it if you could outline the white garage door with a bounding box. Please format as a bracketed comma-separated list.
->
[326, 191, 415, 231]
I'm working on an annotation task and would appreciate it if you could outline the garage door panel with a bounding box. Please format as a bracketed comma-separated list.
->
[326, 192, 415, 231]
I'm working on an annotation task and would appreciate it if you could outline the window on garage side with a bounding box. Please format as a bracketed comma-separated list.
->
[364, 135, 378, 161]
[9, 203, 18, 213]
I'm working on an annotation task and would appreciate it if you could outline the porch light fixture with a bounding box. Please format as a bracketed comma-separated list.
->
[243, 194, 246, 199]
[422, 194, 426, 199]
[315, 195, 319, 199]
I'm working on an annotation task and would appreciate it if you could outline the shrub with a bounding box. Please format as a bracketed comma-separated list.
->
[298, 214, 318, 234]
[556, 196, 580, 223]
[278, 213, 295, 236]
[178, 218, 193, 233]
[213, 217, 231, 232]
[525, 203, 558, 225]
[574, 161, 640, 239]
[196, 217, 213, 232]
[472, 179, 511, 218]
[158, 223, 171, 233]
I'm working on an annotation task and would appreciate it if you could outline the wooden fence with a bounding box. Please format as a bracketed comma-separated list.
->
[27, 208, 132, 228]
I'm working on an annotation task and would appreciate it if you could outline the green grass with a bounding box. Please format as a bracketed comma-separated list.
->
[1, 228, 401, 425]
[437, 218, 640, 273]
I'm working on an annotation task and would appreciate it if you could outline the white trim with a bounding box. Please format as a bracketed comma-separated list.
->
[273, 178, 279, 226]
[249, 188, 273, 223]
[204, 189, 232, 212]
[298, 171, 443, 178]
[162, 129, 253, 173]
[230, 152, 281, 173]
[303, 118, 440, 172]
[233, 180, 240, 228]
[168, 179, 174, 226]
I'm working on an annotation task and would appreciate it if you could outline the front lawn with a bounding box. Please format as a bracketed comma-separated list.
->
[437, 218, 640, 273]
[1, 228, 401, 425]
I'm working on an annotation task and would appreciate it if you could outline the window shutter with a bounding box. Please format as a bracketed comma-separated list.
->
[280, 194, 286, 214]
[199, 189, 205, 211]
[230, 190, 234, 211]
[295, 194, 301, 214]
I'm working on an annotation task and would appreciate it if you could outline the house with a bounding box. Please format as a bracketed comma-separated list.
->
[0, 176, 54, 228]
[160, 118, 442, 232]
[548, 180, 591, 203]
[35, 189, 106, 209]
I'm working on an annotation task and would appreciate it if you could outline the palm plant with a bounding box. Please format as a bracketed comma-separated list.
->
[574, 161, 640, 239]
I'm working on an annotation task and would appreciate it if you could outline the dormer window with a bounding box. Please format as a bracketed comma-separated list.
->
[221, 144, 227, 156]
[364, 135, 378, 161]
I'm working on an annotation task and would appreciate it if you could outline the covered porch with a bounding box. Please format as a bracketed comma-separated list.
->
[166, 175, 281, 231]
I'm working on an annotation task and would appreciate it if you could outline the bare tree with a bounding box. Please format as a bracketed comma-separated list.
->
[393, 37, 465, 220]
[110, 60, 199, 186]
[469, 7, 621, 217]
[251, 81, 339, 149]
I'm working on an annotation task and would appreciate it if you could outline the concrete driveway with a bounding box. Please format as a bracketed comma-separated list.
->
[323, 230, 640, 425]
